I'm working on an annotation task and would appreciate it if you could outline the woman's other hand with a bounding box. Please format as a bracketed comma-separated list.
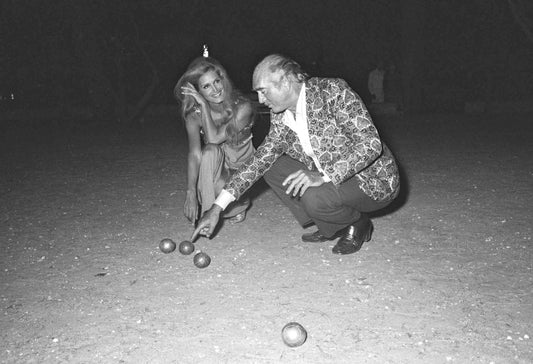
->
[183, 190, 199, 224]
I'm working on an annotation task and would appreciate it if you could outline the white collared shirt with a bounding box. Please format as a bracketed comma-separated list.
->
[282, 85, 331, 183]
[214, 84, 329, 210]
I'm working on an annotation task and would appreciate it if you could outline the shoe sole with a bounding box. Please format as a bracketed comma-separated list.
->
[301, 236, 329, 243]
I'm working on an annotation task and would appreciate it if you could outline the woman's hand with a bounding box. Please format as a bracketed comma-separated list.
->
[181, 82, 206, 107]
[183, 190, 199, 224]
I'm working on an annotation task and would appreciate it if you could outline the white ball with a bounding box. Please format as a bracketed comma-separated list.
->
[281, 322, 307, 347]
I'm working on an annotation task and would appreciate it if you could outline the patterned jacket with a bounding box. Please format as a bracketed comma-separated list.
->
[225, 77, 400, 202]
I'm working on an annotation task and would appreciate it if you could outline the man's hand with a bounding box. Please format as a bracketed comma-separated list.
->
[282, 170, 325, 197]
[191, 205, 223, 241]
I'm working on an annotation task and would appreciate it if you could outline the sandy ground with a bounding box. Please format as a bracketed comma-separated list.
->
[1, 111, 532, 364]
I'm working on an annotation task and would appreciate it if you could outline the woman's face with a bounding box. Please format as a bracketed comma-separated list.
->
[197, 69, 225, 104]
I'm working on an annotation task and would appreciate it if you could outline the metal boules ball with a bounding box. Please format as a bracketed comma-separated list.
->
[179, 240, 195, 255]
[159, 238, 176, 254]
[193, 252, 211, 268]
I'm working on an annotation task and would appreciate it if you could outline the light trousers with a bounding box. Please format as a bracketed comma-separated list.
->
[198, 143, 249, 218]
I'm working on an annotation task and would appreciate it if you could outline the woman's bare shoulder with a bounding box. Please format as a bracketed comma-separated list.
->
[235, 98, 253, 115]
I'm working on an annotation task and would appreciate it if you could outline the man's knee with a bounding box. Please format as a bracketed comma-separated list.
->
[264, 156, 302, 187]
[263, 166, 277, 186]
[263, 159, 287, 187]
[301, 187, 338, 214]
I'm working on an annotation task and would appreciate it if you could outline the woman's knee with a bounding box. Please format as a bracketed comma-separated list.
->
[202, 143, 223, 157]
[200, 144, 224, 164]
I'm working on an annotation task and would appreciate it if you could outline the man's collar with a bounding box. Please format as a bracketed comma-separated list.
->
[296, 83, 306, 116]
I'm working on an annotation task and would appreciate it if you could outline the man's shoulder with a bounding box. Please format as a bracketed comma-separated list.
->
[307, 78, 352, 100]
[308, 77, 349, 90]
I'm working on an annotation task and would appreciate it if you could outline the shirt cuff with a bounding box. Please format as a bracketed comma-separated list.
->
[214, 189, 236, 210]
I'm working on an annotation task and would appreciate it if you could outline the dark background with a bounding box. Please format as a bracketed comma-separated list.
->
[1, 0, 532, 122]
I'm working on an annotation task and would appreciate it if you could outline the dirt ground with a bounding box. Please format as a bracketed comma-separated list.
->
[1, 111, 532, 364]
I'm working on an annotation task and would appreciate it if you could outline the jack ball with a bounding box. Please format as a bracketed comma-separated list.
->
[281, 322, 307, 347]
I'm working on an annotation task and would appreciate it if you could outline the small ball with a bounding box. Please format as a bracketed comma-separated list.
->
[193, 252, 211, 268]
[281, 322, 307, 347]
[159, 238, 176, 254]
[179, 240, 195, 255]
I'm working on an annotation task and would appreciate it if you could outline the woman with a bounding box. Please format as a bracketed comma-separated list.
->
[174, 56, 255, 224]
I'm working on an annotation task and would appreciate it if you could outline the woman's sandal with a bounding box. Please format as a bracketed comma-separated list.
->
[228, 211, 246, 224]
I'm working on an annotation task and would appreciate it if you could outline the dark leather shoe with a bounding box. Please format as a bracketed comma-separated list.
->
[301, 230, 330, 243]
[332, 217, 374, 255]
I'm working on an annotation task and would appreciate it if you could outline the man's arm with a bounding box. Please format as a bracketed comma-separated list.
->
[190, 117, 288, 240]
[191, 204, 223, 241]
[224, 115, 286, 199]
[190, 189, 235, 240]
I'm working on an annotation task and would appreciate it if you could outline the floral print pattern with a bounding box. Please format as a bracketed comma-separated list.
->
[225, 78, 400, 202]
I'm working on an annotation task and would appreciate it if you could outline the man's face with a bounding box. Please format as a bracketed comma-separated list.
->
[253, 70, 291, 114]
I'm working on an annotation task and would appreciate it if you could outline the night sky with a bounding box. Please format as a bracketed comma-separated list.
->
[1, 0, 532, 116]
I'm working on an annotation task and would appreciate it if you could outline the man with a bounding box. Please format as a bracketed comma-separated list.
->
[368, 61, 385, 103]
[192, 54, 400, 255]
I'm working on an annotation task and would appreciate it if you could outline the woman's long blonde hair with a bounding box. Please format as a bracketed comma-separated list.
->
[174, 57, 242, 121]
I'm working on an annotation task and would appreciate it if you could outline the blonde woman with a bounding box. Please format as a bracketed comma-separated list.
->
[174, 56, 255, 224]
